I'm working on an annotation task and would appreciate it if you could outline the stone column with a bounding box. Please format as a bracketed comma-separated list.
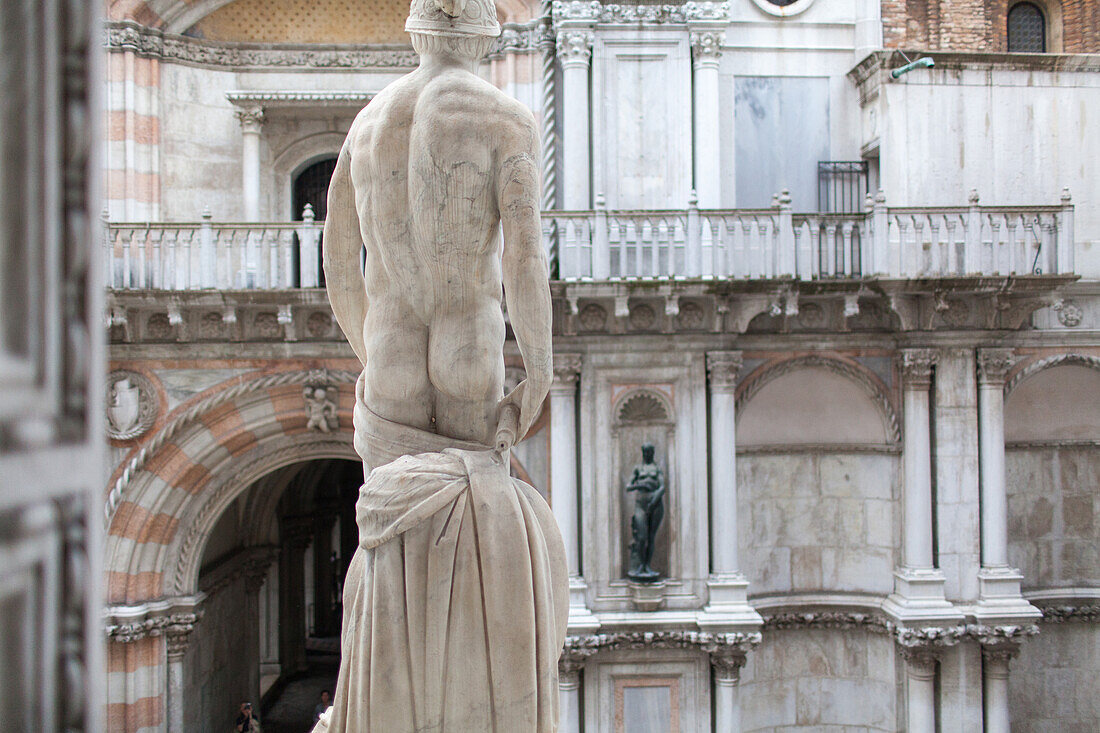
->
[164, 614, 199, 733]
[557, 31, 593, 210]
[235, 105, 264, 221]
[557, 651, 589, 733]
[901, 348, 936, 570]
[981, 647, 1013, 733]
[279, 516, 313, 675]
[551, 354, 582, 575]
[976, 348, 1014, 570]
[710, 649, 747, 733]
[690, 30, 723, 208]
[702, 352, 759, 625]
[902, 650, 938, 733]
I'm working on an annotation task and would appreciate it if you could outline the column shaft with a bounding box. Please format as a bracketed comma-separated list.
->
[982, 654, 1011, 733]
[905, 657, 937, 733]
[557, 32, 592, 210]
[236, 107, 264, 221]
[708, 362, 739, 574]
[977, 348, 1014, 569]
[900, 349, 936, 569]
[713, 676, 740, 732]
[550, 357, 581, 574]
[690, 32, 723, 208]
[558, 673, 582, 733]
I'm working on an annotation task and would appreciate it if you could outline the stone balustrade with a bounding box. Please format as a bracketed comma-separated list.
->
[105, 192, 1075, 290]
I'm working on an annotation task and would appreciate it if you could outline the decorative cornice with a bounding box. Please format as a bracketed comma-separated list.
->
[489, 20, 550, 57]
[899, 348, 937, 387]
[105, 596, 204, 645]
[553, 1, 730, 24]
[562, 630, 761, 673]
[1038, 604, 1100, 623]
[104, 20, 418, 70]
[977, 347, 1016, 386]
[227, 90, 376, 111]
[763, 611, 891, 634]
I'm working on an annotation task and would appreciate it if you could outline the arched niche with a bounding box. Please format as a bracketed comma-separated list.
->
[1005, 362, 1100, 443]
[737, 361, 898, 449]
[612, 389, 676, 581]
[1004, 357, 1100, 591]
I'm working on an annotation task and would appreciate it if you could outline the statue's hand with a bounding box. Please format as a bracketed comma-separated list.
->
[498, 377, 546, 446]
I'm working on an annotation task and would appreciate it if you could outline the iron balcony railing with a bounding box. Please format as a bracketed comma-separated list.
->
[105, 191, 1075, 290]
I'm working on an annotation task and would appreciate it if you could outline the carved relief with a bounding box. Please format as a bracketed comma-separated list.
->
[306, 311, 333, 338]
[628, 303, 656, 331]
[675, 301, 705, 330]
[303, 371, 339, 433]
[106, 371, 158, 441]
[1055, 300, 1083, 327]
[254, 312, 282, 339]
[199, 312, 224, 340]
[146, 313, 172, 340]
[577, 303, 608, 332]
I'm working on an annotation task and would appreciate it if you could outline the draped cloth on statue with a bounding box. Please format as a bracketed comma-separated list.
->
[312, 373, 569, 733]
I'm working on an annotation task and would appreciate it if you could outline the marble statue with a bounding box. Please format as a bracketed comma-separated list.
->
[312, 0, 568, 730]
[626, 443, 666, 582]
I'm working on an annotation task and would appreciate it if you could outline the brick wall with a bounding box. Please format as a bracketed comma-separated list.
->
[883, 0, 1100, 52]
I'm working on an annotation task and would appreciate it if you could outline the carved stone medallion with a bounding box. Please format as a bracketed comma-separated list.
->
[307, 311, 333, 338]
[1057, 300, 1083, 328]
[628, 304, 656, 331]
[578, 303, 608, 332]
[106, 370, 158, 441]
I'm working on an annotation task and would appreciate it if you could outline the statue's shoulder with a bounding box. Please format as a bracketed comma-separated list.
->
[422, 70, 536, 129]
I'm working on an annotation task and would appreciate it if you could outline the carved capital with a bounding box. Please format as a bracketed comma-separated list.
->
[706, 350, 743, 389]
[899, 348, 937, 388]
[164, 616, 200, 660]
[901, 647, 939, 679]
[977, 348, 1016, 386]
[552, 353, 583, 390]
[690, 31, 724, 64]
[234, 106, 264, 134]
[708, 648, 747, 682]
[556, 31, 593, 65]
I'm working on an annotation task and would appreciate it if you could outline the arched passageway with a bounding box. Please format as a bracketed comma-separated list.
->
[183, 457, 361, 733]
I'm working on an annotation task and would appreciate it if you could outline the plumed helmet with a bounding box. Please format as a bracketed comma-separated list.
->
[406, 0, 501, 38]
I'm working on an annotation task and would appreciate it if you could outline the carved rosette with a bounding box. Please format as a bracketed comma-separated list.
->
[899, 348, 937, 389]
[106, 370, 159, 441]
[552, 353, 583, 393]
[689, 31, 723, 67]
[706, 351, 743, 392]
[556, 31, 593, 66]
[234, 106, 264, 134]
[977, 348, 1016, 386]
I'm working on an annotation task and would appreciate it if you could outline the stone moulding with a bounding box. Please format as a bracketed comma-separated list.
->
[104, 596, 204, 644]
[1037, 604, 1100, 624]
[735, 354, 901, 444]
[552, 1, 730, 24]
[104, 20, 418, 69]
[561, 630, 762, 671]
[1003, 352, 1100, 398]
[104, 369, 359, 524]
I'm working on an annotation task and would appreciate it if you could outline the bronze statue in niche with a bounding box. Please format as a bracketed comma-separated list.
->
[626, 443, 666, 581]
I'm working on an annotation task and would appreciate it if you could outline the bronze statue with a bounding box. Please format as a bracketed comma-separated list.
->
[626, 443, 665, 582]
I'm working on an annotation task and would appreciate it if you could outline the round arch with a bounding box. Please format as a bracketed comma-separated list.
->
[1004, 352, 1100, 397]
[105, 369, 359, 604]
[735, 354, 901, 446]
[274, 132, 348, 221]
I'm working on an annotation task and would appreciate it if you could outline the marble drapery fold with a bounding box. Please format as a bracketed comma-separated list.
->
[313, 374, 569, 732]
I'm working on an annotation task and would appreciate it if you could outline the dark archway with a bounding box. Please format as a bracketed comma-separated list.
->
[184, 457, 360, 733]
[292, 157, 338, 287]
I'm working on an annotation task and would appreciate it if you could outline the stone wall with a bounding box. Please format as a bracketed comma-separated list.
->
[1010, 622, 1100, 730]
[183, 574, 259, 733]
[739, 628, 898, 731]
[739, 453, 900, 596]
[1007, 447, 1100, 588]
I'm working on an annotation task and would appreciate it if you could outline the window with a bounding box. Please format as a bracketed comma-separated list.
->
[1007, 3, 1046, 53]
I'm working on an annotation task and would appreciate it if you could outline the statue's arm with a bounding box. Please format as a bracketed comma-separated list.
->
[498, 111, 552, 437]
[323, 144, 368, 366]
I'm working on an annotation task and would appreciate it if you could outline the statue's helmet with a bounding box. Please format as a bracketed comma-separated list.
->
[406, 0, 501, 38]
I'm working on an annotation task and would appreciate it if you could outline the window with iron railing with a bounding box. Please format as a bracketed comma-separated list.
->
[818, 161, 869, 214]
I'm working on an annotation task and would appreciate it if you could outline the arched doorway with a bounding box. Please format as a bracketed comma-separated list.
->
[292, 157, 337, 288]
[182, 457, 361, 733]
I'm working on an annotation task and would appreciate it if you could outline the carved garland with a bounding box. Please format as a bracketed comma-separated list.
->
[171, 435, 355, 595]
[735, 355, 901, 444]
[1003, 353, 1100, 398]
[105, 369, 359, 523]
[552, 1, 731, 23]
[104, 21, 418, 69]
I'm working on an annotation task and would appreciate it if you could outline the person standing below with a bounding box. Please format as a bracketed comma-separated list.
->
[313, 690, 331, 724]
[235, 702, 260, 732]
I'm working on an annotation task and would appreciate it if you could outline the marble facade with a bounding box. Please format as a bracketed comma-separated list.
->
[96, 0, 1100, 732]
